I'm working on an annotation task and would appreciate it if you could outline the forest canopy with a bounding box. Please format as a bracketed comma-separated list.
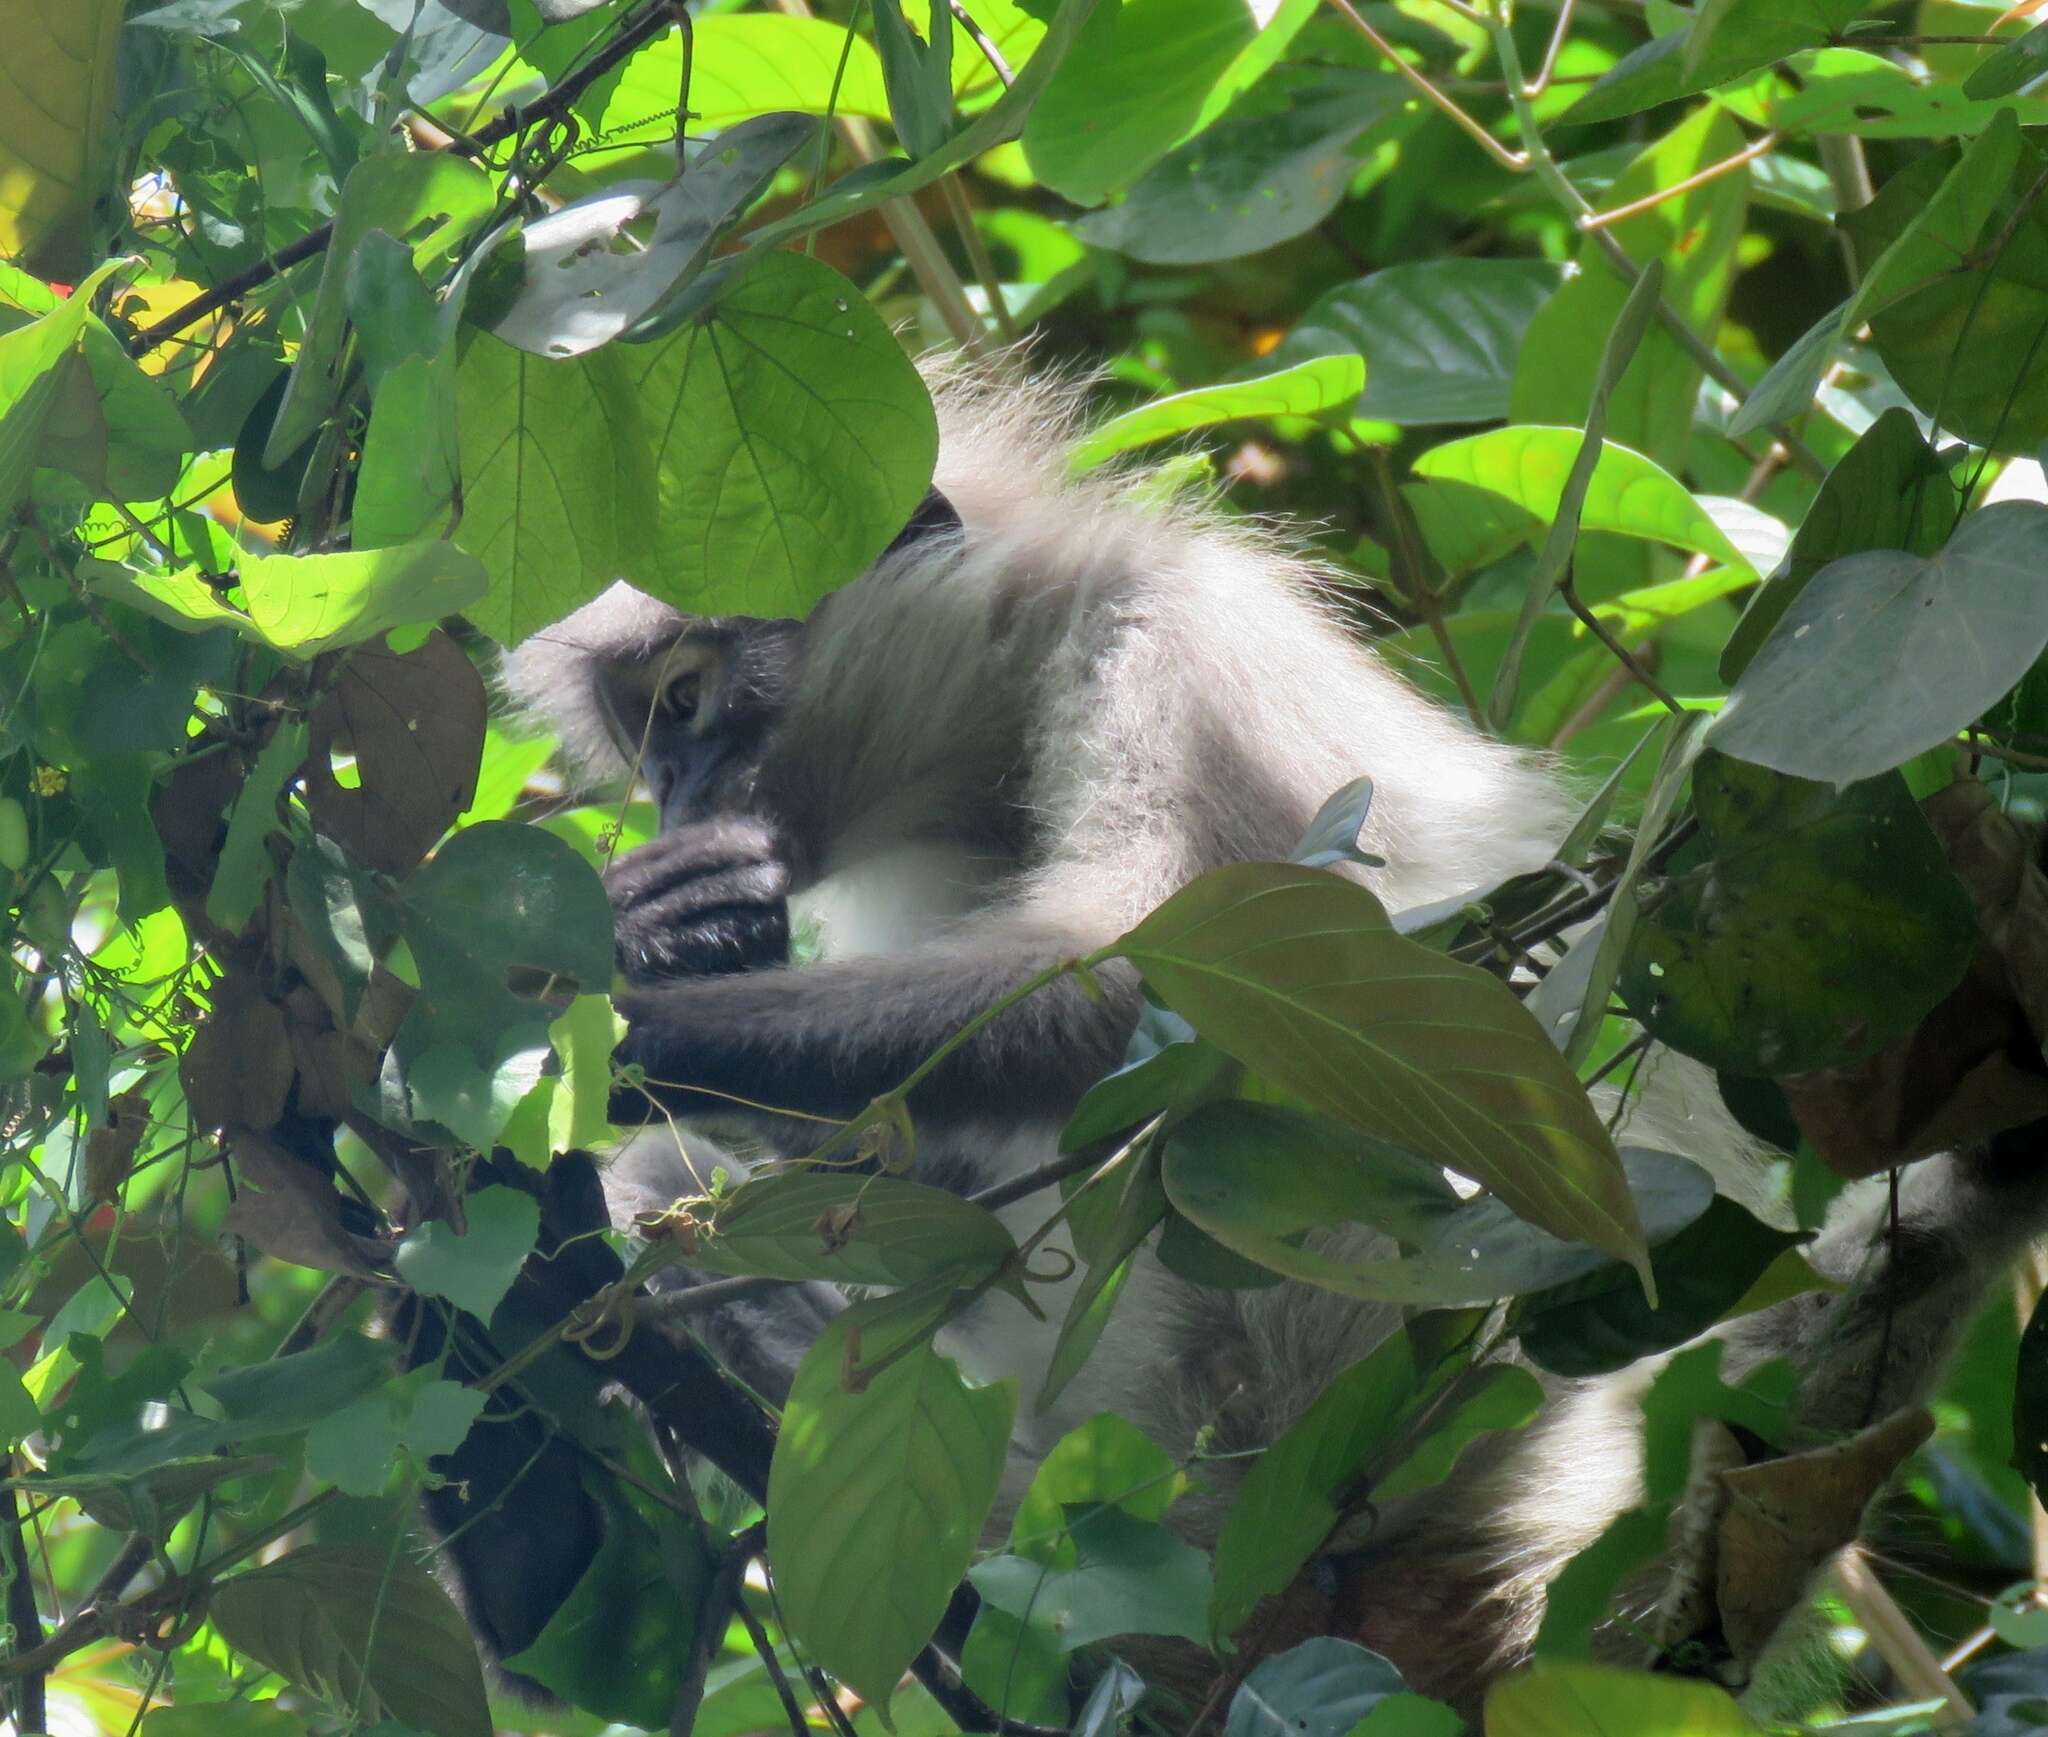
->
[6, 0, 2048, 1734]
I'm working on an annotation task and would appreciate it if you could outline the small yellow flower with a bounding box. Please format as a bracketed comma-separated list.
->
[27, 766, 66, 797]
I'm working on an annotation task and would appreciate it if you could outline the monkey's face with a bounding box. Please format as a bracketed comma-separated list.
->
[596, 617, 801, 831]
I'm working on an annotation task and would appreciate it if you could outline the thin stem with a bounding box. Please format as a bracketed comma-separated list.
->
[942, 173, 1018, 343]
[1580, 131, 1778, 231]
[1489, 19, 1827, 481]
[1523, 0, 1579, 97]
[1325, 0, 1529, 171]
[951, 1, 1015, 84]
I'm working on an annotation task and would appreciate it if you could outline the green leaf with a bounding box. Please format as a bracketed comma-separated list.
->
[872, 0, 954, 158]
[546, 991, 623, 1159]
[392, 1185, 542, 1320]
[1965, 22, 2048, 98]
[1485, 1660, 1759, 1735]
[1108, 865, 1649, 1283]
[594, 14, 890, 136]
[1273, 259, 1560, 428]
[386, 821, 614, 1139]
[265, 152, 495, 465]
[1618, 755, 1977, 1076]
[206, 720, 310, 935]
[695, 1171, 1019, 1286]
[1732, 114, 2022, 437]
[768, 1293, 1016, 1713]
[0, 265, 103, 523]
[1021, 0, 1258, 205]
[454, 332, 657, 644]
[1713, 502, 2048, 784]
[1005, 1413, 1186, 1558]
[0, 0, 122, 277]
[1375, 1365, 1543, 1499]
[1072, 70, 1409, 266]
[970, 1504, 1212, 1651]
[1224, 1638, 1408, 1737]
[623, 251, 938, 617]
[1720, 407, 1958, 682]
[1038, 1148, 1169, 1409]
[1764, 45, 2048, 137]
[744, 0, 1107, 250]
[304, 1368, 487, 1496]
[209, 1544, 492, 1737]
[1413, 426, 1749, 573]
[491, 113, 817, 359]
[86, 542, 488, 660]
[1210, 1334, 1429, 1637]
[202, 1334, 396, 1438]
[1070, 356, 1364, 472]
[40, 319, 193, 501]
[1681, 0, 1869, 84]
[1517, 1198, 1806, 1377]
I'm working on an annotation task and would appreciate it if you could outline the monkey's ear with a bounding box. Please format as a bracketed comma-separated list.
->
[882, 486, 962, 558]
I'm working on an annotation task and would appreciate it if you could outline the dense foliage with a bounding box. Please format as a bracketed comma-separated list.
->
[6, 0, 2048, 1731]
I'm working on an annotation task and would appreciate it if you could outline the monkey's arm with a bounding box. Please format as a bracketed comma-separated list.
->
[611, 916, 1142, 1129]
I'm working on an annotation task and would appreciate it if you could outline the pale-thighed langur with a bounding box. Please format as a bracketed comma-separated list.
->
[463, 362, 2048, 1711]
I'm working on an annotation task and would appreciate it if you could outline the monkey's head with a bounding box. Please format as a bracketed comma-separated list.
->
[596, 616, 803, 829]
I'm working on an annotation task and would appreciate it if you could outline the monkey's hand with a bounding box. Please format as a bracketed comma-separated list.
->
[605, 817, 790, 985]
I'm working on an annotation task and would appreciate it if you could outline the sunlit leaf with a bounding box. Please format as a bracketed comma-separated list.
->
[1070, 355, 1363, 471]
[0, 0, 122, 276]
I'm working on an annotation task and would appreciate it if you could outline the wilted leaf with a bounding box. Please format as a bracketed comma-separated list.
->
[1619, 755, 1977, 1076]
[303, 630, 485, 875]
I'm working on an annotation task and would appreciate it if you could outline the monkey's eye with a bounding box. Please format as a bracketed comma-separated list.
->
[660, 669, 703, 724]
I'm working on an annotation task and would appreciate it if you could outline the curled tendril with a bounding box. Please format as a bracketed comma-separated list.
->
[564, 1289, 635, 1361]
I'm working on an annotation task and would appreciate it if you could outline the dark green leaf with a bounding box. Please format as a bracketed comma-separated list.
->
[209, 1544, 492, 1737]
[970, 1504, 1212, 1651]
[1223, 1638, 1408, 1737]
[1618, 755, 1976, 1076]
[695, 1171, 1018, 1287]
[1274, 259, 1561, 427]
[1110, 866, 1649, 1282]
[872, 0, 954, 157]
[1713, 502, 2048, 784]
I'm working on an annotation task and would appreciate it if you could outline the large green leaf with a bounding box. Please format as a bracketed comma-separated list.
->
[1618, 756, 1977, 1076]
[693, 1171, 1018, 1286]
[1020, 0, 1258, 205]
[1682, 0, 1870, 83]
[1106, 865, 1649, 1282]
[1274, 259, 1560, 428]
[1485, 1660, 1759, 1735]
[768, 1293, 1015, 1712]
[391, 1185, 542, 1321]
[1720, 408, 1958, 682]
[592, 14, 891, 137]
[1413, 428, 1749, 573]
[1225, 1639, 1411, 1737]
[0, 0, 122, 276]
[622, 251, 937, 616]
[454, 332, 656, 644]
[208, 1545, 492, 1737]
[1072, 70, 1409, 266]
[1732, 115, 2023, 437]
[85, 542, 488, 660]
[1713, 502, 2048, 784]
[970, 1505, 1211, 1653]
[0, 260, 118, 522]
[1070, 356, 1363, 472]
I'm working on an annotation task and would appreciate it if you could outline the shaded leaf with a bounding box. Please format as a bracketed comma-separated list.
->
[1225, 1638, 1408, 1737]
[392, 1186, 542, 1321]
[1109, 866, 1648, 1280]
[695, 1171, 1018, 1287]
[209, 1545, 492, 1737]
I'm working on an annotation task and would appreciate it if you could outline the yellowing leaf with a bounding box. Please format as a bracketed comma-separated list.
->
[0, 0, 123, 277]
